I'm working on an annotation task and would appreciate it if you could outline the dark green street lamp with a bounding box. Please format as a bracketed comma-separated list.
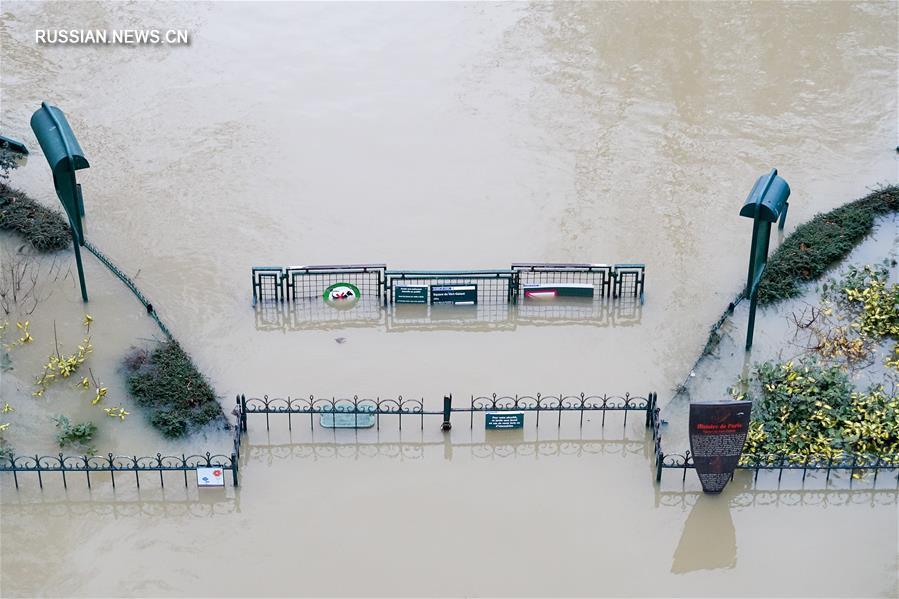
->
[30, 102, 90, 302]
[739, 168, 790, 349]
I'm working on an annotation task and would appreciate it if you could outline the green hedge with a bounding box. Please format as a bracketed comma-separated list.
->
[124, 341, 225, 438]
[757, 186, 898, 305]
[0, 183, 71, 252]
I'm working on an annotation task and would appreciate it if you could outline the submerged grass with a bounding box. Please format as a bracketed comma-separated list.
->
[757, 185, 899, 305]
[123, 341, 225, 438]
[0, 183, 71, 252]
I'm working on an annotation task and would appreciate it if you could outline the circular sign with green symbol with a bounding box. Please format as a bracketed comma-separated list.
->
[323, 282, 361, 309]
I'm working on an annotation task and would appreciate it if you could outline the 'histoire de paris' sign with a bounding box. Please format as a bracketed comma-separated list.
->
[689, 400, 752, 493]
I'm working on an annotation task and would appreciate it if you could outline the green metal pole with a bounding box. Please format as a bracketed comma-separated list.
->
[745, 287, 758, 350]
[70, 226, 88, 302]
[745, 219, 760, 298]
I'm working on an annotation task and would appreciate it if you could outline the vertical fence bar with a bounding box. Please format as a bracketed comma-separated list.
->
[134, 456, 140, 488]
[441, 395, 452, 431]
[35, 455, 42, 489]
[84, 456, 91, 489]
[108, 454, 115, 489]
[232, 453, 239, 487]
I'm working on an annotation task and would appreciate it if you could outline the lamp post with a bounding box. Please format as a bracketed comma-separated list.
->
[738, 168, 790, 349]
[30, 102, 90, 302]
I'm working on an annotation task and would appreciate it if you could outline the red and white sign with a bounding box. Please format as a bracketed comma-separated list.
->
[196, 467, 225, 488]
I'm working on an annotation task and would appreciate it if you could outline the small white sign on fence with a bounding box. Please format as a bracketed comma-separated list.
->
[196, 467, 225, 488]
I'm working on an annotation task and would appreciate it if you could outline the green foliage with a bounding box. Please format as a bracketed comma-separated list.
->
[0, 183, 71, 252]
[53, 414, 97, 453]
[823, 264, 899, 370]
[0, 443, 13, 463]
[0, 149, 18, 182]
[757, 186, 898, 305]
[124, 341, 224, 438]
[840, 265, 899, 340]
[739, 359, 899, 459]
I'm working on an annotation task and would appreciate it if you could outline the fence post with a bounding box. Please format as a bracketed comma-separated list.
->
[240, 394, 248, 432]
[232, 452, 239, 487]
[656, 450, 664, 482]
[441, 395, 452, 431]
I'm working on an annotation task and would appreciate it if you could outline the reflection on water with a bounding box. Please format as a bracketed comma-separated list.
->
[254, 296, 643, 332]
[245, 435, 650, 463]
[671, 484, 742, 573]
[1, 493, 240, 519]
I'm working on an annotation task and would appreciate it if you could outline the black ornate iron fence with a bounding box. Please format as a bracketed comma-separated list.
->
[241, 395, 431, 431]
[238, 392, 658, 432]
[0, 451, 238, 490]
[657, 449, 899, 486]
[466, 392, 655, 428]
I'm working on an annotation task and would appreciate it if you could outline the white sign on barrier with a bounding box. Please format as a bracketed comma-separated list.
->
[196, 467, 225, 488]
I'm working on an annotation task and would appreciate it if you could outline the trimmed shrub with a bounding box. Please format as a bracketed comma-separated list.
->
[757, 186, 899, 305]
[124, 341, 225, 438]
[0, 183, 71, 252]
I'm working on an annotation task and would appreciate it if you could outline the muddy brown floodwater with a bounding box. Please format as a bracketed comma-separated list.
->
[1, 1, 897, 596]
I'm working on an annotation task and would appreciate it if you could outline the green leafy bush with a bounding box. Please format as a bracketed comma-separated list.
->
[822, 264, 899, 370]
[0, 183, 71, 252]
[757, 186, 898, 305]
[124, 341, 224, 438]
[738, 359, 899, 459]
[53, 414, 97, 453]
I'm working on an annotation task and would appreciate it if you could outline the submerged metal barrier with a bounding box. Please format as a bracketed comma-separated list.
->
[0, 450, 238, 490]
[251, 262, 647, 305]
[238, 392, 658, 432]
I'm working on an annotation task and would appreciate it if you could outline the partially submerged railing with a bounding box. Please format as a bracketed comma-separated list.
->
[0, 450, 238, 490]
[238, 392, 658, 432]
[251, 262, 647, 305]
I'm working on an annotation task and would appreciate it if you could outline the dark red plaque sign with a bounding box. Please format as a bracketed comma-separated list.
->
[689, 400, 752, 493]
